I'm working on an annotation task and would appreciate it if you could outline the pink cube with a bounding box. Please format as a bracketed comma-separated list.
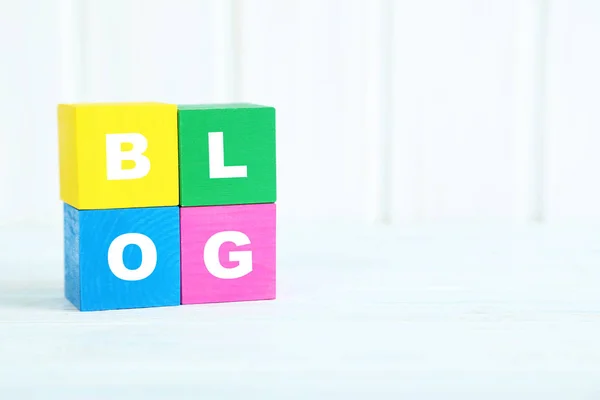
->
[180, 203, 276, 304]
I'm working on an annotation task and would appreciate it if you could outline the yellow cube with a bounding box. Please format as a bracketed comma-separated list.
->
[57, 102, 179, 210]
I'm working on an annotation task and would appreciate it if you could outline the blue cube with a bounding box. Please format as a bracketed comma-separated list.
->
[64, 203, 181, 311]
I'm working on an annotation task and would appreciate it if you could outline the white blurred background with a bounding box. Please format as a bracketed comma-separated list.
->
[5, 3, 600, 395]
[0, 0, 598, 229]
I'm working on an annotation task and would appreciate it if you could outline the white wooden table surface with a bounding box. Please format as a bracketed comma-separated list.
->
[1, 222, 600, 399]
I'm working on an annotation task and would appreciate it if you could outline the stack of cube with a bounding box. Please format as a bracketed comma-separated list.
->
[57, 102, 277, 312]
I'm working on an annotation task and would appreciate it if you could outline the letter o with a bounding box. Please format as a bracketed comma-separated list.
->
[204, 231, 252, 279]
[107, 233, 157, 281]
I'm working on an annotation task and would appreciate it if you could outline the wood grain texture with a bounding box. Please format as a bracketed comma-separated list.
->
[180, 203, 276, 304]
[57, 102, 179, 210]
[63, 203, 80, 309]
[57, 104, 79, 208]
[177, 103, 276, 207]
[64, 204, 181, 312]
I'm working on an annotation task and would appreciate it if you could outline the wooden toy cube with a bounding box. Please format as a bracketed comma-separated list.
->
[57, 102, 179, 210]
[180, 203, 276, 304]
[64, 203, 181, 311]
[177, 103, 276, 207]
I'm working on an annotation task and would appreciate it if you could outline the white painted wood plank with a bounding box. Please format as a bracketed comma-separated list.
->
[80, 0, 233, 103]
[513, 0, 548, 222]
[364, 0, 393, 224]
[390, 0, 522, 222]
[3, 222, 600, 397]
[238, 0, 374, 223]
[0, 1, 63, 227]
[545, 0, 600, 220]
[57, 0, 86, 103]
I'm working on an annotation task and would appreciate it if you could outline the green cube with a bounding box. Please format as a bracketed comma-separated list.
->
[177, 103, 276, 207]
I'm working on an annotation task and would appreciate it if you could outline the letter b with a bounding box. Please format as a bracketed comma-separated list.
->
[58, 103, 179, 210]
[106, 133, 151, 180]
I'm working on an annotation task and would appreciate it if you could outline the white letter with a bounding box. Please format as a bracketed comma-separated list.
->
[204, 231, 252, 279]
[108, 233, 157, 281]
[106, 133, 151, 180]
[208, 132, 247, 179]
